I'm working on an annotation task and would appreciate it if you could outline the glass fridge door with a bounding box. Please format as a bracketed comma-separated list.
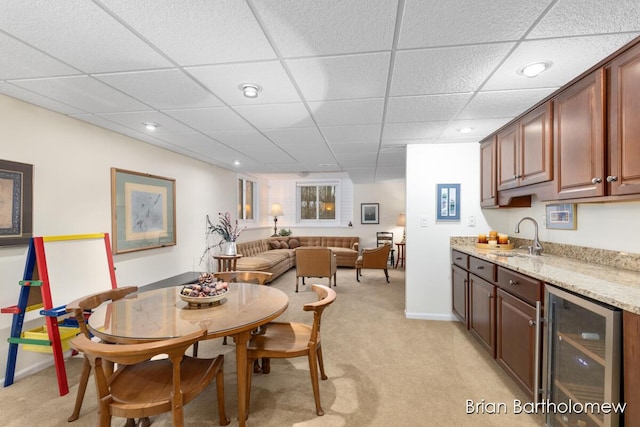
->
[543, 285, 621, 427]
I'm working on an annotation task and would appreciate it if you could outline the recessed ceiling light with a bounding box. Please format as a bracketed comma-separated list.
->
[233, 160, 240, 166]
[143, 122, 158, 131]
[518, 61, 552, 78]
[239, 83, 261, 98]
[457, 127, 474, 134]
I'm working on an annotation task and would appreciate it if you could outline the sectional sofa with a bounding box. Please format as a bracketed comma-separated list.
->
[234, 236, 359, 281]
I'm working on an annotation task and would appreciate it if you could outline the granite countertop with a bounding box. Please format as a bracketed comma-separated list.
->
[450, 238, 640, 314]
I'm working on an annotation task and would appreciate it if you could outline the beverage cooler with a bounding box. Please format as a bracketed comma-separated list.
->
[542, 285, 622, 427]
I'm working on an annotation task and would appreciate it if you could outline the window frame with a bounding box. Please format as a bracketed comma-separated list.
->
[237, 175, 257, 223]
[296, 180, 340, 225]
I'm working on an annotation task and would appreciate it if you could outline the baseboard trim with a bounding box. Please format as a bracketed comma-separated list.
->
[404, 311, 456, 321]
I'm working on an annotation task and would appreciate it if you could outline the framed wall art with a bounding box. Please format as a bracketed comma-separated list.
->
[361, 203, 379, 224]
[436, 183, 460, 222]
[111, 168, 176, 254]
[545, 203, 577, 230]
[0, 159, 33, 246]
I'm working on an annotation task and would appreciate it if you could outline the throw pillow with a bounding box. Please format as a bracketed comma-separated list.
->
[269, 241, 281, 250]
[279, 240, 289, 249]
[288, 238, 300, 249]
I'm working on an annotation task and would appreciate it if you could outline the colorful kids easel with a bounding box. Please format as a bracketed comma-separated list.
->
[2, 233, 117, 396]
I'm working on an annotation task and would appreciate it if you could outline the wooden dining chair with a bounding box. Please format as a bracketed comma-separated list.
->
[70, 329, 229, 427]
[65, 286, 138, 422]
[246, 284, 337, 416]
[295, 247, 337, 292]
[355, 244, 391, 283]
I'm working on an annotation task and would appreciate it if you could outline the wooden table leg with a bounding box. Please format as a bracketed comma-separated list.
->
[234, 330, 251, 427]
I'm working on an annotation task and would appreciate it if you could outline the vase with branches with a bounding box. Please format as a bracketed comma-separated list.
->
[200, 212, 246, 265]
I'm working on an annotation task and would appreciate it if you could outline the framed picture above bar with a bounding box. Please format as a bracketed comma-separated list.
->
[436, 183, 460, 222]
[361, 203, 379, 224]
[545, 203, 577, 230]
[0, 159, 33, 246]
[111, 168, 176, 254]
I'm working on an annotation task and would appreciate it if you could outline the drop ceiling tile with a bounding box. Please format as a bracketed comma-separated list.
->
[398, 0, 551, 49]
[386, 93, 472, 123]
[320, 124, 382, 143]
[377, 150, 405, 167]
[1, 84, 86, 115]
[528, 0, 640, 39]
[233, 145, 295, 164]
[440, 118, 512, 139]
[391, 44, 514, 96]
[185, 62, 300, 106]
[207, 130, 274, 147]
[287, 53, 391, 101]
[382, 121, 448, 141]
[483, 34, 640, 91]
[233, 103, 314, 129]
[0, 1, 172, 73]
[252, 0, 398, 56]
[0, 33, 80, 80]
[100, 0, 276, 65]
[335, 152, 377, 168]
[330, 141, 380, 154]
[457, 89, 557, 120]
[347, 168, 375, 183]
[70, 113, 151, 138]
[96, 111, 195, 133]
[309, 98, 384, 126]
[262, 127, 325, 145]
[94, 69, 223, 110]
[162, 107, 253, 132]
[10, 76, 149, 113]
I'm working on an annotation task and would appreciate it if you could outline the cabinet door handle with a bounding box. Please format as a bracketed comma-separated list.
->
[528, 319, 535, 326]
[509, 279, 519, 286]
[606, 175, 618, 183]
[591, 177, 603, 184]
[476, 265, 484, 270]
[455, 257, 462, 260]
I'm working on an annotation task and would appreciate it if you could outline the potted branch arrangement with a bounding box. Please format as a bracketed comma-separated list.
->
[200, 212, 246, 266]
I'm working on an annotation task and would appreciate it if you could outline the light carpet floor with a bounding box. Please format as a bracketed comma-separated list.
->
[0, 266, 545, 426]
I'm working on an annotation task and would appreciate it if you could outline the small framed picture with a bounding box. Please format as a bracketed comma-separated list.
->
[436, 183, 460, 222]
[361, 203, 379, 224]
[545, 203, 577, 230]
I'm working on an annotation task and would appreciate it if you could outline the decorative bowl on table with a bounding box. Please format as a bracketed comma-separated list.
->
[179, 278, 229, 308]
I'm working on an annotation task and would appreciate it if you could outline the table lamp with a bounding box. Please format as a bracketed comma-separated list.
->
[270, 203, 284, 237]
[396, 213, 406, 243]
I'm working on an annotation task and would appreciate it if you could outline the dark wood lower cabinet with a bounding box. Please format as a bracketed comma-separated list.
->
[451, 264, 468, 327]
[496, 289, 538, 398]
[469, 274, 496, 358]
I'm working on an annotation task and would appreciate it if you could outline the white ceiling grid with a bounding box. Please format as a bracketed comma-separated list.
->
[1, 0, 639, 183]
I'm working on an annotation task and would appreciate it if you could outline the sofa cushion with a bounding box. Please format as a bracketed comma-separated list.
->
[288, 238, 300, 249]
[236, 250, 290, 271]
[279, 240, 289, 249]
[269, 240, 281, 249]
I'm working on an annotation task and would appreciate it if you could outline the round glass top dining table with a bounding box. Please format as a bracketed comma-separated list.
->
[88, 282, 289, 343]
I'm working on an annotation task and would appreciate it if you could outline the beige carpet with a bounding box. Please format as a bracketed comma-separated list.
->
[0, 267, 545, 426]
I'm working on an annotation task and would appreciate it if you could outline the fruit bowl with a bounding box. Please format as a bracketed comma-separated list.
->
[179, 278, 229, 307]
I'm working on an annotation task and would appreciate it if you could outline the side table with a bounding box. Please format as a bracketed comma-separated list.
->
[213, 254, 243, 272]
[395, 242, 405, 269]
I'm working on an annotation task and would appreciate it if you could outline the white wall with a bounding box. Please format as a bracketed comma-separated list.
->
[0, 94, 245, 380]
[405, 142, 640, 321]
[405, 143, 491, 320]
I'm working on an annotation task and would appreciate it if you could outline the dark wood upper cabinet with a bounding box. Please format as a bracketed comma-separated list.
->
[553, 69, 606, 199]
[608, 42, 640, 196]
[480, 136, 497, 207]
[497, 103, 553, 192]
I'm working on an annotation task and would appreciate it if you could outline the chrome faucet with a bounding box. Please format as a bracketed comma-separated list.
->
[515, 217, 543, 255]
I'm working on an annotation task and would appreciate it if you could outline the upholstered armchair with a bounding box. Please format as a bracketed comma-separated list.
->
[355, 244, 391, 283]
[295, 247, 337, 292]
